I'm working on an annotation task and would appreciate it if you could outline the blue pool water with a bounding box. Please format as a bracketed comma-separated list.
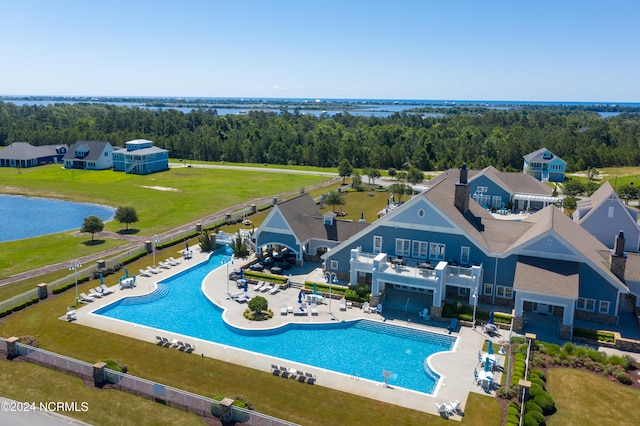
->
[0, 195, 115, 242]
[96, 246, 456, 394]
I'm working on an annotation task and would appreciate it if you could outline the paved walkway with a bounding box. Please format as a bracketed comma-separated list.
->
[70, 248, 505, 419]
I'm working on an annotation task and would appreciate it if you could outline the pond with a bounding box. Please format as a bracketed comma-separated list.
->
[0, 194, 115, 242]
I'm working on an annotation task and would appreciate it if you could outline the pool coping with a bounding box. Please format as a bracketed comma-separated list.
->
[71, 248, 505, 418]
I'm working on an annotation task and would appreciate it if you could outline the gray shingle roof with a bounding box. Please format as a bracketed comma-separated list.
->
[276, 194, 369, 244]
[0, 142, 65, 160]
[513, 256, 579, 297]
[63, 141, 111, 161]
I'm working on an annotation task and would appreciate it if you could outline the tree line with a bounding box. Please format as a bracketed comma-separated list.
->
[1, 101, 639, 172]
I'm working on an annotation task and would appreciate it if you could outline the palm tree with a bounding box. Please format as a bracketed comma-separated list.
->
[324, 190, 345, 213]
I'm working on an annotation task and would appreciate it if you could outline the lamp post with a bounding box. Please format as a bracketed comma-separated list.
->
[69, 259, 82, 308]
[153, 235, 159, 267]
[324, 272, 337, 313]
[472, 281, 478, 329]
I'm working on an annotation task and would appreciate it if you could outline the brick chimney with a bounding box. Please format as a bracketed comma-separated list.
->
[454, 163, 470, 214]
[609, 230, 626, 281]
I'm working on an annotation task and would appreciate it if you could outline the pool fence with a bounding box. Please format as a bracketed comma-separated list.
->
[0, 337, 298, 425]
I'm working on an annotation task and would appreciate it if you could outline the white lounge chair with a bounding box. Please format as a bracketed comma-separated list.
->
[280, 304, 288, 315]
[261, 284, 273, 293]
[184, 342, 195, 352]
[158, 261, 171, 269]
[436, 402, 454, 417]
[66, 307, 77, 321]
[147, 266, 160, 274]
[79, 293, 95, 303]
[88, 288, 103, 298]
[450, 400, 462, 414]
[100, 284, 115, 295]
[310, 303, 318, 315]
[254, 281, 264, 291]
[165, 258, 178, 266]
[139, 268, 152, 277]
[339, 298, 347, 311]
[362, 302, 370, 313]
[169, 257, 182, 264]
[269, 285, 280, 295]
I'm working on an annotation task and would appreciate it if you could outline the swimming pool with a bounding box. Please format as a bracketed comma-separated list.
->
[95, 246, 456, 394]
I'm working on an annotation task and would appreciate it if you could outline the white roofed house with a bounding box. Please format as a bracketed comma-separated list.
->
[112, 139, 169, 175]
[63, 140, 114, 170]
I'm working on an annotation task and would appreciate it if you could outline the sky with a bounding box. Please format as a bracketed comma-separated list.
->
[1, 0, 639, 102]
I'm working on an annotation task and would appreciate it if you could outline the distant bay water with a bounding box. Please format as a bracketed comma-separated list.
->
[0, 195, 115, 243]
[3, 97, 638, 118]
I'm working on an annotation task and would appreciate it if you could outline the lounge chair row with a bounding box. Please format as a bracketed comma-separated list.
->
[271, 364, 316, 384]
[156, 336, 196, 352]
[254, 281, 281, 295]
[280, 302, 318, 316]
[79, 285, 115, 303]
[139, 257, 183, 277]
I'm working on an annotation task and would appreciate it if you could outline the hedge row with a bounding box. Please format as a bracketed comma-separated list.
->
[242, 270, 288, 284]
[0, 297, 40, 318]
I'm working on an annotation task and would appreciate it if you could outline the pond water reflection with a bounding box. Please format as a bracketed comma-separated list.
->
[0, 195, 115, 242]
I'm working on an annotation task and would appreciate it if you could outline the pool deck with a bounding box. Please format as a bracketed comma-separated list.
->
[71, 249, 506, 419]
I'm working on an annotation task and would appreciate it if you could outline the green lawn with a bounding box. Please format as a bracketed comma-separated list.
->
[0, 283, 502, 425]
[546, 368, 640, 426]
[0, 165, 332, 277]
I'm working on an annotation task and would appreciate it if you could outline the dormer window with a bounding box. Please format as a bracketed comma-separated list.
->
[324, 214, 334, 225]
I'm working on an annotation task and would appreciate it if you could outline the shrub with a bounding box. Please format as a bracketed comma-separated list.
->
[613, 369, 633, 385]
[531, 391, 555, 415]
[543, 343, 560, 356]
[530, 377, 545, 389]
[18, 336, 40, 348]
[561, 342, 576, 355]
[524, 411, 545, 426]
[587, 349, 606, 363]
[606, 355, 631, 369]
[524, 401, 543, 414]
[529, 368, 545, 381]
[507, 414, 520, 425]
[509, 401, 519, 409]
[507, 406, 520, 417]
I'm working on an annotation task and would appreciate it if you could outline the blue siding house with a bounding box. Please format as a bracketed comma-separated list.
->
[112, 139, 169, 175]
[0, 142, 67, 168]
[523, 147, 566, 182]
[322, 165, 631, 339]
[573, 181, 640, 252]
[467, 166, 559, 212]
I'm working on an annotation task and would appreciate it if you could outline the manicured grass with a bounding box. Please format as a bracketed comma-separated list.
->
[0, 275, 502, 425]
[0, 164, 332, 277]
[0, 361, 205, 425]
[546, 368, 640, 426]
[319, 189, 393, 223]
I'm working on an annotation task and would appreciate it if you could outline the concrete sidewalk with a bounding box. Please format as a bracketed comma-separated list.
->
[71, 248, 503, 418]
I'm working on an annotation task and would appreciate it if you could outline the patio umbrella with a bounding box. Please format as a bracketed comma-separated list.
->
[244, 280, 249, 297]
[488, 340, 494, 355]
[298, 291, 303, 305]
[484, 356, 492, 372]
[185, 241, 189, 252]
[313, 282, 317, 294]
[125, 268, 129, 278]
[488, 311, 494, 324]
[99, 273, 104, 286]
[239, 268, 243, 279]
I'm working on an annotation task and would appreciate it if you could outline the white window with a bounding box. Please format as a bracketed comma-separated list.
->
[495, 285, 513, 299]
[460, 246, 470, 265]
[412, 240, 428, 258]
[477, 186, 488, 192]
[457, 287, 468, 297]
[599, 301, 610, 314]
[492, 196, 502, 209]
[429, 243, 445, 261]
[395, 238, 411, 256]
[608, 206, 614, 218]
[483, 283, 493, 296]
[330, 260, 338, 270]
[373, 236, 383, 254]
[577, 297, 596, 312]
